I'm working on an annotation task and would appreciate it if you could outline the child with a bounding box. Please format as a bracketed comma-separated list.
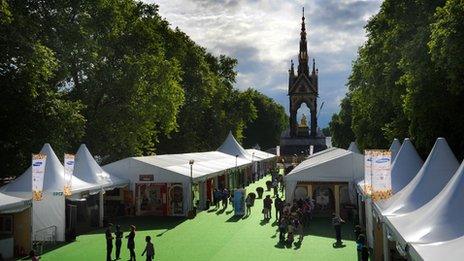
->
[29, 250, 40, 261]
[141, 236, 155, 261]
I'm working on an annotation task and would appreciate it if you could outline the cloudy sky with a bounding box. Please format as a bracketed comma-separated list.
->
[147, 0, 382, 127]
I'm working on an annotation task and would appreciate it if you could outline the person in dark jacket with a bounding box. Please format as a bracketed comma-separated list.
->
[105, 223, 114, 261]
[115, 225, 123, 260]
[126, 225, 136, 261]
[274, 195, 283, 221]
[332, 213, 345, 244]
[263, 195, 273, 220]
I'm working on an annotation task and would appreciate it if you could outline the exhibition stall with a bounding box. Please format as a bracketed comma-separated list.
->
[0, 193, 32, 259]
[386, 159, 464, 249]
[66, 144, 129, 234]
[0, 144, 99, 243]
[380, 138, 459, 217]
[284, 147, 364, 216]
[103, 151, 253, 217]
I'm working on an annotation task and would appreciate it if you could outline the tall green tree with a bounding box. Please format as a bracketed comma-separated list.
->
[242, 89, 288, 150]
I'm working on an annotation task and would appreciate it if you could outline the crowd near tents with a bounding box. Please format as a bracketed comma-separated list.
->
[0, 132, 276, 259]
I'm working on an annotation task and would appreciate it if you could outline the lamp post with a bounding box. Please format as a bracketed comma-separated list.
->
[251, 152, 255, 182]
[235, 155, 239, 188]
[189, 159, 194, 212]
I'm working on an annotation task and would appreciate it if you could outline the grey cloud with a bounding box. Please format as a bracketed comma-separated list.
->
[150, 0, 381, 127]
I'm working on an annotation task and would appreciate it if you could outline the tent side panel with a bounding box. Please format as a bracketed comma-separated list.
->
[14, 207, 31, 253]
[33, 192, 65, 242]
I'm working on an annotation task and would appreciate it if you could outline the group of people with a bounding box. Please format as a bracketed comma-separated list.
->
[275, 197, 314, 246]
[212, 188, 230, 209]
[105, 223, 155, 261]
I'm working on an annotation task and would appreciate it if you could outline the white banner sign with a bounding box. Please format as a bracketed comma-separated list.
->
[32, 154, 47, 201]
[310, 145, 314, 155]
[63, 154, 75, 196]
[365, 150, 392, 201]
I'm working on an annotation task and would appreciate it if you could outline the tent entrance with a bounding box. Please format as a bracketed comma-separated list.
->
[65, 194, 100, 235]
[295, 182, 350, 217]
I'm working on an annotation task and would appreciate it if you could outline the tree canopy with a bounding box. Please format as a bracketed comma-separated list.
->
[329, 0, 464, 159]
[0, 0, 287, 178]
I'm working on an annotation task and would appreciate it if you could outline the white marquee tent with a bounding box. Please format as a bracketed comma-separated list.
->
[284, 147, 364, 203]
[73, 144, 128, 191]
[348, 142, 361, 154]
[380, 138, 459, 217]
[0, 144, 99, 242]
[103, 151, 253, 215]
[379, 138, 423, 201]
[386, 159, 464, 248]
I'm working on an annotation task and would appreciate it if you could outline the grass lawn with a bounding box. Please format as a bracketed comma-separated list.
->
[40, 177, 358, 260]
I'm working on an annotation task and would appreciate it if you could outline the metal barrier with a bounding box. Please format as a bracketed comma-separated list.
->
[33, 225, 57, 254]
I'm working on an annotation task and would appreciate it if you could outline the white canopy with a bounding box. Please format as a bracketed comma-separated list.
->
[410, 236, 464, 261]
[0, 143, 97, 197]
[284, 147, 364, 202]
[390, 138, 402, 161]
[245, 149, 276, 161]
[103, 151, 252, 184]
[348, 142, 361, 154]
[384, 138, 423, 196]
[387, 160, 464, 246]
[73, 144, 129, 191]
[380, 138, 459, 216]
[217, 131, 253, 160]
[0, 192, 31, 214]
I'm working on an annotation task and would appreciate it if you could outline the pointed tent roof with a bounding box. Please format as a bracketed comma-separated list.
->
[217, 131, 252, 160]
[0, 144, 97, 196]
[390, 138, 401, 161]
[384, 139, 423, 197]
[348, 142, 361, 154]
[381, 138, 459, 216]
[74, 144, 129, 189]
[387, 159, 464, 245]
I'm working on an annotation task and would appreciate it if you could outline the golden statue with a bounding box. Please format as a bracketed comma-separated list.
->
[299, 114, 308, 127]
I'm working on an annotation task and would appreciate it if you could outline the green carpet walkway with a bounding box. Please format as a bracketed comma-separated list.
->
[41, 177, 358, 260]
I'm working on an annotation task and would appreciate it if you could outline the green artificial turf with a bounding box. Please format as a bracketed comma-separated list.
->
[40, 177, 358, 260]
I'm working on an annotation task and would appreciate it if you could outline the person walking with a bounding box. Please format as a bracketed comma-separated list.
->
[332, 213, 345, 244]
[263, 195, 273, 220]
[274, 195, 283, 221]
[126, 225, 136, 261]
[115, 225, 123, 260]
[105, 223, 114, 261]
[141, 236, 155, 261]
[222, 189, 229, 209]
[272, 179, 278, 197]
[229, 190, 235, 210]
[278, 217, 288, 242]
[213, 189, 220, 209]
[245, 194, 253, 216]
[295, 219, 304, 243]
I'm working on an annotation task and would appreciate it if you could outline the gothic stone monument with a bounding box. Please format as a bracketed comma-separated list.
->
[280, 8, 327, 157]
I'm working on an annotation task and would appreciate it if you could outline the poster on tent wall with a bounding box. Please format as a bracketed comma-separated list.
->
[63, 154, 75, 196]
[32, 154, 47, 201]
[365, 150, 392, 201]
[233, 189, 246, 216]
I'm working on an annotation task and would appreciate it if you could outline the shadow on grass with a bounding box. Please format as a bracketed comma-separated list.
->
[216, 208, 226, 215]
[260, 219, 270, 226]
[226, 215, 243, 222]
[304, 218, 357, 241]
[332, 242, 346, 248]
[225, 210, 234, 215]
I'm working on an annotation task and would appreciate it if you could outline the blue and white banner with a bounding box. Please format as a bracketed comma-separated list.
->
[63, 154, 75, 196]
[233, 189, 246, 216]
[32, 154, 47, 201]
[364, 150, 392, 201]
